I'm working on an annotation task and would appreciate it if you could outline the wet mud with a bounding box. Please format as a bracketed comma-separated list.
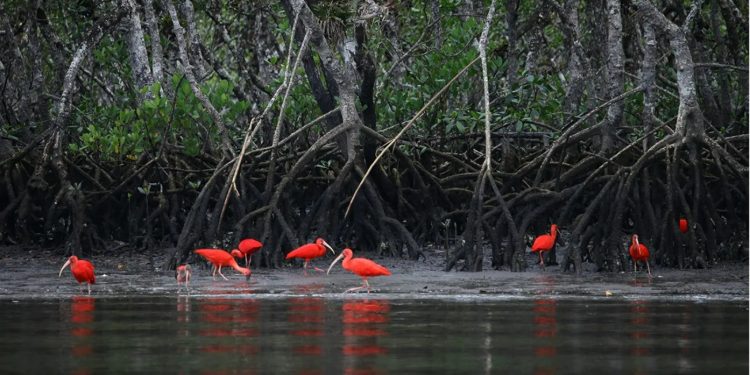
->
[0, 246, 747, 301]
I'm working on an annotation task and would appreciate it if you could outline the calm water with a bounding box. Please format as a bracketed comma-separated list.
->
[0, 296, 746, 374]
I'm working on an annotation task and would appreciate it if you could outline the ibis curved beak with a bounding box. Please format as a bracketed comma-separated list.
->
[322, 241, 335, 255]
[326, 252, 345, 275]
[59, 259, 71, 277]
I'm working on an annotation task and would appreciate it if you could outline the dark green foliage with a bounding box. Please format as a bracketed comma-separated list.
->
[69, 76, 248, 159]
[0, 0, 746, 271]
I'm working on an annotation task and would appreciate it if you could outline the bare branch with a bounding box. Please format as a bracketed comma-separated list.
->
[164, 0, 234, 155]
[344, 55, 481, 219]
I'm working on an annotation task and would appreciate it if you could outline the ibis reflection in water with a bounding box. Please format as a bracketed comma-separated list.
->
[3, 295, 742, 373]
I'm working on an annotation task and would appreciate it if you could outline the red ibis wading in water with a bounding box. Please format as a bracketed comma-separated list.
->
[194, 249, 251, 280]
[176, 264, 191, 289]
[629, 234, 651, 278]
[327, 248, 391, 293]
[59, 256, 96, 294]
[286, 238, 335, 273]
[233, 238, 263, 267]
[531, 224, 558, 270]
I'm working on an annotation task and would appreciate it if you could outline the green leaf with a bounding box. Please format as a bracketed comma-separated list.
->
[455, 121, 465, 132]
[151, 82, 161, 97]
[183, 138, 200, 156]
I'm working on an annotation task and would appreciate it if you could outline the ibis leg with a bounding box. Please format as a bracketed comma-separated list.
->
[218, 266, 228, 281]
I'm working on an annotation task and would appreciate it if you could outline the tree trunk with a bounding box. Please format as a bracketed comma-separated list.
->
[123, 0, 153, 97]
[180, 0, 207, 79]
[635, 0, 704, 140]
[600, 0, 625, 154]
[142, 0, 165, 86]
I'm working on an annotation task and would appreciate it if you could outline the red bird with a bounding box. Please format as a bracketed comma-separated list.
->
[629, 234, 651, 277]
[327, 248, 391, 293]
[59, 256, 96, 294]
[286, 238, 335, 273]
[194, 249, 251, 280]
[232, 238, 263, 267]
[176, 264, 191, 289]
[531, 224, 558, 270]
[679, 218, 688, 233]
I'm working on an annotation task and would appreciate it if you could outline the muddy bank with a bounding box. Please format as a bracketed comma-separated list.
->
[0, 246, 747, 301]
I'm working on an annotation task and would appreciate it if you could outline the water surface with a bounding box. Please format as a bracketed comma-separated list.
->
[0, 295, 746, 374]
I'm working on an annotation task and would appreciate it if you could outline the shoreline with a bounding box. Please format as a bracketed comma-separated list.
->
[1, 246, 747, 301]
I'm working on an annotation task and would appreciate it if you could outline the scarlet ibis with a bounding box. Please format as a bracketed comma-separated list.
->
[176, 264, 191, 289]
[286, 238, 335, 273]
[531, 224, 558, 270]
[59, 256, 96, 294]
[232, 238, 263, 267]
[327, 248, 391, 293]
[194, 249, 251, 280]
[679, 218, 688, 233]
[629, 234, 651, 277]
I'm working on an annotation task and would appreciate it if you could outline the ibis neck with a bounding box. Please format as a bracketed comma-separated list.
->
[230, 260, 246, 272]
[341, 254, 353, 268]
